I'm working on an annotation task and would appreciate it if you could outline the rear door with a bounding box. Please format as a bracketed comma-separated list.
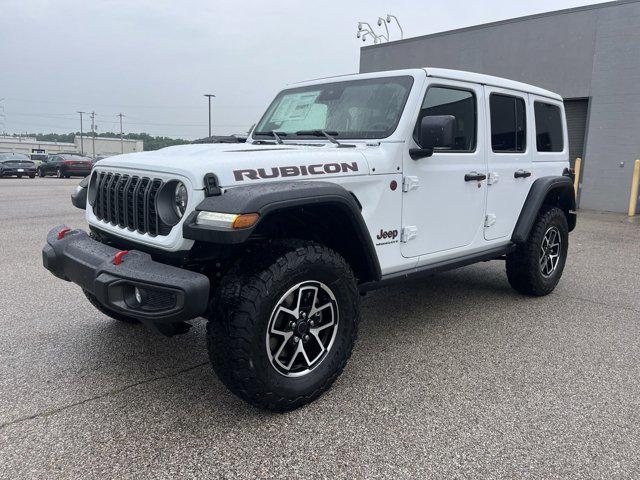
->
[483, 88, 533, 240]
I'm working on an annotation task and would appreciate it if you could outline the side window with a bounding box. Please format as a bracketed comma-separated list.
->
[415, 86, 477, 152]
[490, 94, 526, 153]
[534, 102, 564, 152]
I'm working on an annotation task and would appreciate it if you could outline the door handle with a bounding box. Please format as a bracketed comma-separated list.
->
[464, 172, 487, 182]
[514, 169, 532, 179]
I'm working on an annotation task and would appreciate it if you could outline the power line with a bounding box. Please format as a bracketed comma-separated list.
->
[4, 97, 262, 110]
[6, 111, 247, 128]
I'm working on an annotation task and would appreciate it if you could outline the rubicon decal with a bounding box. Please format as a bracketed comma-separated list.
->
[234, 162, 359, 181]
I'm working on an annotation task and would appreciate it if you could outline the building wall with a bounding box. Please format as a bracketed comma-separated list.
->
[0, 137, 76, 155]
[359, 0, 640, 212]
[0, 136, 143, 158]
[74, 136, 143, 157]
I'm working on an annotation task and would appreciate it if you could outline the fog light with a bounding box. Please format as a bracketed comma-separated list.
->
[134, 287, 144, 304]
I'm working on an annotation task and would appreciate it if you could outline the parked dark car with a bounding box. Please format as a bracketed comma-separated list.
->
[0, 153, 37, 178]
[38, 154, 93, 178]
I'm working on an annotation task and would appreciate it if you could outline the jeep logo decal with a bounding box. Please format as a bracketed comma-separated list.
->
[233, 162, 359, 181]
[376, 229, 398, 241]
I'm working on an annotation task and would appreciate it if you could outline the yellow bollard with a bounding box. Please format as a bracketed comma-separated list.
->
[573, 157, 582, 199]
[629, 159, 640, 217]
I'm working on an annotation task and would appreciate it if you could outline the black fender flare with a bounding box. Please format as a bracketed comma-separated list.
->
[511, 175, 576, 244]
[71, 176, 89, 210]
[183, 180, 381, 280]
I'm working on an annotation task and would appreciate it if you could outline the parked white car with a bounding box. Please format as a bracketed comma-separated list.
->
[44, 68, 576, 411]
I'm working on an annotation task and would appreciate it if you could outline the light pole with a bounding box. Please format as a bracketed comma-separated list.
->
[90, 111, 96, 160]
[77, 111, 86, 155]
[117, 113, 125, 154]
[204, 94, 215, 138]
[377, 17, 390, 41]
[386, 14, 403, 40]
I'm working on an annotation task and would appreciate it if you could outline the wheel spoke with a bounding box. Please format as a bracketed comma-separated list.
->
[539, 254, 547, 268]
[272, 332, 293, 368]
[285, 341, 304, 370]
[272, 305, 298, 325]
[310, 315, 335, 335]
[296, 286, 318, 315]
[310, 301, 333, 317]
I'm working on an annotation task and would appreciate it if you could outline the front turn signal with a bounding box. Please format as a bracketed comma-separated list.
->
[232, 213, 260, 229]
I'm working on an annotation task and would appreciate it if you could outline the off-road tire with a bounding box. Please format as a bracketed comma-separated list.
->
[506, 206, 569, 296]
[207, 241, 359, 411]
[83, 289, 141, 324]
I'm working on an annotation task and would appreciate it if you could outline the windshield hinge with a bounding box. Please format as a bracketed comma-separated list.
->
[204, 173, 221, 196]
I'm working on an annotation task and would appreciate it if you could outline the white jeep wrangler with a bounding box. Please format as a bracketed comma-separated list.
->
[43, 68, 576, 411]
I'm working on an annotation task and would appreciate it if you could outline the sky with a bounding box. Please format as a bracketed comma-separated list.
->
[0, 0, 610, 140]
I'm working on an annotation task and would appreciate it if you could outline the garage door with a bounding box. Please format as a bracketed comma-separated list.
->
[564, 98, 589, 169]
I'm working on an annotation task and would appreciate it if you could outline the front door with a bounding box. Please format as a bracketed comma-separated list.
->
[483, 88, 533, 240]
[401, 79, 487, 258]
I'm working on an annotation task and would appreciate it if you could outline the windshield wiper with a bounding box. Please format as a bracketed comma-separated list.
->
[295, 130, 355, 148]
[253, 130, 287, 144]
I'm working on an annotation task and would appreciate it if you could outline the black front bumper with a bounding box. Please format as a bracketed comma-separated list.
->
[2, 168, 36, 176]
[42, 226, 210, 324]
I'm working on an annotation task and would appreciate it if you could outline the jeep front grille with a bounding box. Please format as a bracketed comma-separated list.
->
[92, 172, 171, 236]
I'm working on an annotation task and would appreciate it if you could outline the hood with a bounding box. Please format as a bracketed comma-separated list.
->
[95, 143, 370, 189]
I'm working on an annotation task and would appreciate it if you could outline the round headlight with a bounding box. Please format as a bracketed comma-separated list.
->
[173, 182, 188, 218]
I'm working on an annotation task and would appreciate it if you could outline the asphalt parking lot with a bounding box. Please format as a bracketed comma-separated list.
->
[1, 177, 639, 479]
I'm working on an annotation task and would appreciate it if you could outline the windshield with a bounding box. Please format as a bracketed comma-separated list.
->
[254, 76, 414, 140]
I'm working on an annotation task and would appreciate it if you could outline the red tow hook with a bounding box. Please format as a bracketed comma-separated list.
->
[113, 250, 129, 266]
[57, 228, 71, 240]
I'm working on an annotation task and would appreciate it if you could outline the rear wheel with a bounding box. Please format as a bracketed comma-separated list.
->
[29, 174, 35, 179]
[83, 290, 141, 324]
[207, 241, 359, 411]
[506, 206, 569, 296]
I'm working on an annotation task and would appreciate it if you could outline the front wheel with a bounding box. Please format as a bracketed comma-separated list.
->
[208, 242, 359, 411]
[506, 206, 569, 296]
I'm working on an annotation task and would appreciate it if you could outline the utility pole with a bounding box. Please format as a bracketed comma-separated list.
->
[0, 98, 5, 134]
[203, 94, 215, 138]
[77, 111, 86, 155]
[90, 111, 96, 160]
[117, 113, 125, 154]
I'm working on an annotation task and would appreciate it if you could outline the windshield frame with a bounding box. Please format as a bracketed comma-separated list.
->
[252, 75, 415, 142]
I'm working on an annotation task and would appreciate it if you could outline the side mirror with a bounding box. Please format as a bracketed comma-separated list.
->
[410, 115, 456, 160]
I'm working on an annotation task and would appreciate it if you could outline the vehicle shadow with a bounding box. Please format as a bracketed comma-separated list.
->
[75, 262, 519, 416]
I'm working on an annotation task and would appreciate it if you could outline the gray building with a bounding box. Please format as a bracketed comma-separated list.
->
[360, 0, 640, 213]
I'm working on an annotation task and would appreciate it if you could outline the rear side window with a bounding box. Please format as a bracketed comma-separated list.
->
[490, 94, 526, 153]
[415, 86, 477, 152]
[534, 102, 564, 152]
